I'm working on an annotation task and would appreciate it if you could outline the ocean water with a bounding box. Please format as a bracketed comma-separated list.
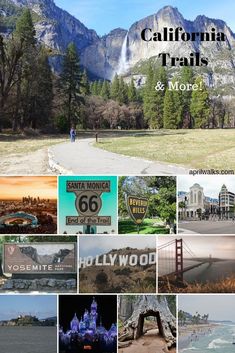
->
[159, 259, 235, 284]
[179, 324, 235, 353]
[0, 326, 57, 353]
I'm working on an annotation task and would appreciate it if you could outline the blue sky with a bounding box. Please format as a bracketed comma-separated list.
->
[178, 175, 235, 198]
[0, 295, 57, 321]
[55, 0, 235, 35]
[179, 295, 235, 321]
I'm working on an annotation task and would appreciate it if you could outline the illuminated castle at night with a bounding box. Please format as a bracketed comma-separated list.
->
[59, 297, 117, 353]
[70, 297, 99, 333]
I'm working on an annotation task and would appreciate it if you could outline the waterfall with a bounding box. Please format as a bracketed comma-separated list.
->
[117, 33, 129, 75]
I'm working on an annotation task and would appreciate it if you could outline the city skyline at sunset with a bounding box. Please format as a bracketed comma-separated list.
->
[0, 177, 57, 201]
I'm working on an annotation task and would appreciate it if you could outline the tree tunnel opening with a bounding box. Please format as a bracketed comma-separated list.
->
[136, 310, 164, 339]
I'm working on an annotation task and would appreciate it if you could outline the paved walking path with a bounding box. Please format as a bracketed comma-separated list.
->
[49, 138, 189, 175]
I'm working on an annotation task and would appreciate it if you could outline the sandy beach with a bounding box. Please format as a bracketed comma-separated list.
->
[178, 323, 218, 351]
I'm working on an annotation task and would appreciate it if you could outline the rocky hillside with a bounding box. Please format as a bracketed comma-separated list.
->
[1, 0, 235, 87]
[4, 0, 98, 51]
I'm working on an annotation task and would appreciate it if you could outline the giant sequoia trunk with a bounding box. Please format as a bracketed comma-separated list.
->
[119, 295, 176, 350]
[119, 295, 134, 322]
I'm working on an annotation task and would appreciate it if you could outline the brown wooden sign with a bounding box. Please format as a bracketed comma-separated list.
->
[127, 196, 148, 225]
[3, 243, 77, 274]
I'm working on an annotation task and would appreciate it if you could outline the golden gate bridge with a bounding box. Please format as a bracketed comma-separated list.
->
[158, 238, 212, 281]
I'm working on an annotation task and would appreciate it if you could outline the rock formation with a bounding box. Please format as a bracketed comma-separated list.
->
[1, 1, 235, 88]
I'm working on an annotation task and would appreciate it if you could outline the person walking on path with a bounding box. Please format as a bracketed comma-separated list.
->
[70, 127, 76, 142]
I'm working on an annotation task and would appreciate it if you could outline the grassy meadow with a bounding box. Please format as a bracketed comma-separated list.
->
[118, 218, 169, 234]
[95, 129, 235, 169]
[0, 134, 67, 157]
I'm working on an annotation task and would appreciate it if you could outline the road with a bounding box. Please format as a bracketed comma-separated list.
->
[178, 220, 235, 234]
[49, 138, 188, 175]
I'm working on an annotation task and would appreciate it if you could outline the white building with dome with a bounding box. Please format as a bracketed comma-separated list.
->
[178, 183, 218, 220]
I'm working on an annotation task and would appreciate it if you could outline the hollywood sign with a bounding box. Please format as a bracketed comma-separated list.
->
[79, 252, 156, 268]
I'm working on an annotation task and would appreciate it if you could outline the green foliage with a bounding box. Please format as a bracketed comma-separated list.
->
[163, 88, 178, 129]
[118, 77, 128, 104]
[90, 81, 99, 95]
[100, 80, 110, 100]
[29, 47, 53, 128]
[95, 271, 108, 285]
[114, 268, 132, 276]
[190, 76, 210, 128]
[97, 80, 103, 95]
[15, 8, 36, 46]
[118, 176, 176, 232]
[118, 219, 169, 234]
[55, 114, 69, 133]
[0, 0, 22, 31]
[128, 78, 138, 102]
[80, 70, 90, 96]
[60, 42, 84, 127]
[143, 64, 167, 128]
[110, 73, 120, 101]
[12, 9, 50, 130]
[0, 11, 232, 134]
[179, 67, 194, 128]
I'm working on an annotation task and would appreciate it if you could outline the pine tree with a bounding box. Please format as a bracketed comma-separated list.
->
[128, 78, 138, 102]
[163, 89, 176, 128]
[143, 63, 154, 125]
[15, 8, 36, 47]
[60, 42, 83, 127]
[100, 80, 110, 100]
[80, 70, 90, 96]
[118, 77, 128, 104]
[190, 76, 210, 128]
[0, 34, 23, 130]
[163, 84, 182, 129]
[179, 67, 194, 128]
[97, 80, 103, 96]
[13, 8, 37, 130]
[110, 74, 120, 101]
[91, 81, 98, 95]
[29, 47, 53, 129]
[143, 65, 167, 128]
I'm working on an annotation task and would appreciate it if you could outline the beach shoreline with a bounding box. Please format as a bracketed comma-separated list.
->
[178, 323, 219, 351]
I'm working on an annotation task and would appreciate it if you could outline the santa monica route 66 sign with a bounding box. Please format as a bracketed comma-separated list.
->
[66, 180, 111, 226]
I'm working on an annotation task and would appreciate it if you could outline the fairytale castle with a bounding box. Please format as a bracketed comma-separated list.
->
[59, 297, 117, 352]
[70, 297, 99, 334]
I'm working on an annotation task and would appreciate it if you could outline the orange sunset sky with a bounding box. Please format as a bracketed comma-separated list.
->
[0, 177, 57, 200]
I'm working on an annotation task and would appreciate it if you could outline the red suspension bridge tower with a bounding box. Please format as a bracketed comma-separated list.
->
[175, 239, 183, 281]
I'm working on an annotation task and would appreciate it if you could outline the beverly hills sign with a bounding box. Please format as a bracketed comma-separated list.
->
[79, 251, 156, 268]
[127, 195, 149, 225]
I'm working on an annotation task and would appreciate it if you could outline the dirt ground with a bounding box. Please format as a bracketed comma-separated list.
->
[119, 329, 176, 353]
[0, 147, 53, 175]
